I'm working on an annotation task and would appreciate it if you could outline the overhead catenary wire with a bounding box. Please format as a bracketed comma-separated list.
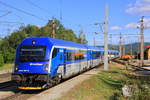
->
[24, 0, 52, 15]
[59, 0, 63, 22]
[0, 10, 11, 17]
[0, 21, 25, 26]
[0, 1, 47, 21]
[0, 10, 24, 21]
[25, 0, 64, 23]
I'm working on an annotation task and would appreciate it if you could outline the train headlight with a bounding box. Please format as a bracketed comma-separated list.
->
[44, 64, 49, 72]
[14, 65, 19, 72]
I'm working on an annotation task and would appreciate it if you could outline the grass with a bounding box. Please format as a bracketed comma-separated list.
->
[57, 65, 127, 100]
[0, 63, 13, 71]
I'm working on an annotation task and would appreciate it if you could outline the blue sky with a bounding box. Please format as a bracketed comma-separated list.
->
[0, 0, 150, 45]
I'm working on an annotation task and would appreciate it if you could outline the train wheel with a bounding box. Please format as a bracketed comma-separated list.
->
[55, 75, 62, 84]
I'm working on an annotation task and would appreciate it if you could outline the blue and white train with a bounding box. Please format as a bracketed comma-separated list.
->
[11, 37, 119, 90]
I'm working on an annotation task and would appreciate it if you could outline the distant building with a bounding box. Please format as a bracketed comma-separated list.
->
[145, 46, 150, 60]
[136, 45, 150, 60]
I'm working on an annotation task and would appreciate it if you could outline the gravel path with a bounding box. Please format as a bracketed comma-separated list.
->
[0, 86, 17, 100]
[0, 69, 12, 75]
[0, 73, 11, 83]
[3, 90, 42, 100]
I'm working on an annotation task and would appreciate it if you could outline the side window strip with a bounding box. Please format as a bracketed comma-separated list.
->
[52, 48, 58, 58]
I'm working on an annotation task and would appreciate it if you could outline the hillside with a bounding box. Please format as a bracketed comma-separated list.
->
[98, 42, 150, 55]
[124, 42, 150, 55]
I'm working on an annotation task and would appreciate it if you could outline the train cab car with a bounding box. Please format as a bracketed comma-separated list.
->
[108, 50, 120, 59]
[12, 37, 89, 89]
[11, 37, 119, 90]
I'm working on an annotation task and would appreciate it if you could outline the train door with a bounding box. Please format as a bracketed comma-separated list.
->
[100, 51, 103, 63]
[88, 50, 93, 68]
[51, 48, 65, 78]
[59, 48, 65, 65]
[63, 49, 66, 76]
[86, 50, 89, 69]
[58, 48, 66, 77]
[91, 50, 94, 67]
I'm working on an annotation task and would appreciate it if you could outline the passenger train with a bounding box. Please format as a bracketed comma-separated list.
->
[11, 37, 119, 90]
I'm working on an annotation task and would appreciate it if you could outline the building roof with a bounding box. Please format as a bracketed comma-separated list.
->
[146, 45, 150, 48]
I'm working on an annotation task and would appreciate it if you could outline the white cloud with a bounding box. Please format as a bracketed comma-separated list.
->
[125, 18, 150, 29]
[110, 26, 122, 30]
[144, 18, 150, 28]
[126, 0, 150, 16]
[125, 23, 139, 29]
[144, 18, 150, 23]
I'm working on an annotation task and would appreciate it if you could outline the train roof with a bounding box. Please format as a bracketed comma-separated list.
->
[87, 46, 104, 51]
[48, 37, 88, 49]
[20, 37, 119, 52]
[21, 37, 87, 49]
[109, 50, 119, 53]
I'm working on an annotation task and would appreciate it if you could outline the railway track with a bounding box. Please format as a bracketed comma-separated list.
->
[0, 72, 13, 90]
[0, 73, 11, 84]
[2, 90, 43, 100]
[0, 81, 14, 90]
[0, 73, 11, 79]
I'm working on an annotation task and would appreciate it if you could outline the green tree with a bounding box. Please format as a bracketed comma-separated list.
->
[0, 18, 87, 64]
[78, 30, 88, 44]
[0, 53, 4, 67]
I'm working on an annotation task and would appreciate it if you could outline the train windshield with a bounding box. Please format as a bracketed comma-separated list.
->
[19, 45, 46, 62]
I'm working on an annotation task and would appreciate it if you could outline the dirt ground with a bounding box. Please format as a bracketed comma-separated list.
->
[109, 62, 126, 69]
[0, 73, 11, 83]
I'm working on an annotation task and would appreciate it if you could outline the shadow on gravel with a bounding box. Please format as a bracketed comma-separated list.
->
[0, 84, 44, 95]
[0, 81, 20, 93]
[113, 59, 150, 75]
[21, 90, 43, 94]
[132, 67, 150, 75]
[144, 65, 150, 67]
[0, 73, 11, 79]
[0, 81, 13, 86]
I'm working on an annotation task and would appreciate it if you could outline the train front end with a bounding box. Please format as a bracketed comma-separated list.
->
[11, 37, 52, 90]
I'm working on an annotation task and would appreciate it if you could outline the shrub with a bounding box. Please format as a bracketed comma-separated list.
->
[0, 53, 4, 67]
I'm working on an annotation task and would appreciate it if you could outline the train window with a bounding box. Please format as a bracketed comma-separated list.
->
[19, 45, 46, 62]
[96, 52, 100, 57]
[102, 52, 104, 56]
[74, 52, 84, 60]
[100, 52, 102, 56]
[52, 48, 58, 58]
[92, 52, 100, 58]
[60, 55, 62, 60]
[66, 52, 73, 61]
[66, 51, 85, 61]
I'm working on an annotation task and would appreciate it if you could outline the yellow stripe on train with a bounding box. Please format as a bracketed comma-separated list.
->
[66, 48, 87, 51]
[18, 87, 47, 90]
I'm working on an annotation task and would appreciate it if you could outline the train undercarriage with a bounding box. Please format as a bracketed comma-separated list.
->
[11, 73, 61, 90]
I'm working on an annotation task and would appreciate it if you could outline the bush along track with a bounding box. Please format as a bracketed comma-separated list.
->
[98, 67, 150, 100]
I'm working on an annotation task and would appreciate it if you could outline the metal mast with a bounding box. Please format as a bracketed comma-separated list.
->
[104, 4, 109, 71]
